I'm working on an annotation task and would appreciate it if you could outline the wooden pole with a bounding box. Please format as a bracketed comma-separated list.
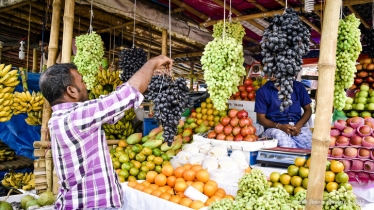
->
[161, 29, 167, 56]
[61, 0, 75, 63]
[32, 48, 38, 72]
[305, 0, 341, 209]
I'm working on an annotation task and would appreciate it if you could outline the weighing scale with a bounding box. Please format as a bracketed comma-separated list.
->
[256, 147, 311, 168]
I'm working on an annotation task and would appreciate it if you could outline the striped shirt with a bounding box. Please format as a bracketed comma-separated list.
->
[49, 83, 144, 210]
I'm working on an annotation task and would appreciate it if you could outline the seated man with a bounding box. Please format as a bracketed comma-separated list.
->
[255, 78, 312, 149]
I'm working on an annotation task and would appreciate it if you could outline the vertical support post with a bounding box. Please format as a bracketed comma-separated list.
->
[32, 48, 38, 73]
[61, 0, 75, 63]
[162, 29, 167, 56]
[305, 0, 341, 209]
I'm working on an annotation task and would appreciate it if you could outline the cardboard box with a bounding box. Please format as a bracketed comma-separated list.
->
[228, 100, 255, 112]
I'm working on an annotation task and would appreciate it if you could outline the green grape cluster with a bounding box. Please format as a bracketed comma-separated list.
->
[246, 187, 290, 210]
[212, 21, 246, 43]
[209, 198, 234, 210]
[334, 14, 362, 110]
[322, 187, 360, 210]
[74, 32, 105, 90]
[200, 37, 246, 111]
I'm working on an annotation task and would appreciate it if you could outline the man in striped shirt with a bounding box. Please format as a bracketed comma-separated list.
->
[39, 55, 172, 209]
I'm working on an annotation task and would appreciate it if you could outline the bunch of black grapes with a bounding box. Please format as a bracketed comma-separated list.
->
[146, 75, 194, 145]
[118, 47, 147, 82]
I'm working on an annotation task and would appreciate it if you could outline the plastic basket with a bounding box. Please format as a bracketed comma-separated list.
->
[143, 118, 158, 136]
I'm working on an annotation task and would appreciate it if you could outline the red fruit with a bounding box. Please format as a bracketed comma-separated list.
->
[344, 147, 358, 158]
[245, 86, 253, 93]
[216, 133, 226, 140]
[214, 124, 224, 134]
[334, 120, 347, 131]
[328, 149, 331, 156]
[354, 78, 363, 85]
[349, 134, 362, 146]
[237, 110, 248, 119]
[248, 126, 256, 135]
[243, 135, 256, 142]
[330, 129, 341, 137]
[247, 92, 255, 100]
[244, 79, 253, 86]
[238, 85, 246, 92]
[364, 136, 374, 143]
[239, 117, 251, 128]
[342, 126, 355, 138]
[228, 109, 238, 118]
[220, 116, 231, 126]
[359, 148, 370, 157]
[223, 125, 233, 136]
[349, 117, 364, 129]
[225, 135, 234, 141]
[357, 125, 372, 137]
[233, 91, 240, 98]
[340, 159, 351, 171]
[364, 161, 374, 172]
[207, 131, 217, 139]
[240, 91, 248, 99]
[351, 160, 364, 171]
[234, 134, 243, 141]
[232, 126, 241, 136]
[230, 117, 240, 127]
[330, 136, 336, 147]
[331, 147, 344, 157]
[240, 127, 251, 137]
[336, 136, 349, 144]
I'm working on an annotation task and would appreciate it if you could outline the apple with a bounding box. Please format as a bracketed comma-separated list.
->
[356, 103, 365, 110]
[370, 91, 374, 97]
[350, 134, 362, 145]
[360, 84, 370, 91]
[362, 111, 372, 118]
[357, 97, 367, 104]
[368, 103, 374, 111]
[336, 135, 349, 144]
[359, 91, 369, 98]
[369, 97, 374, 103]
[364, 136, 374, 143]
[346, 97, 354, 104]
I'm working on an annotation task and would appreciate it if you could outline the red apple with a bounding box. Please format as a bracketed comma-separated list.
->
[350, 134, 362, 145]
[240, 91, 248, 99]
[344, 147, 358, 157]
[245, 85, 253, 93]
[331, 147, 344, 156]
[336, 136, 349, 144]
[358, 125, 372, 135]
[359, 148, 370, 157]
[230, 117, 240, 127]
[248, 91, 255, 100]
[220, 116, 231, 126]
[244, 79, 253, 86]
[223, 125, 233, 136]
[364, 136, 374, 143]
[232, 126, 241, 136]
[238, 85, 246, 92]
[228, 109, 238, 118]
[237, 109, 248, 119]
[214, 123, 224, 134]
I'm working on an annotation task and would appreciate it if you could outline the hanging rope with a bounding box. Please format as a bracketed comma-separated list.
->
[228, 0, 232, 23]
[26, 1, 31, 69]
[372, 0, 374, 28]
[340, 0, 343, 19]
[168, 0, 172, 58]
[132, 0, 137, 48]
[88, 0, 94, 34]
[223, 0, 226, 40]
[112, 28, 115, 66]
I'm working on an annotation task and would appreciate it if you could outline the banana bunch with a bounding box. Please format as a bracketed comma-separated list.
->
[89, 69, 122, 99]
[25, 110, 43, 126]
[0, 64, 20, 87]
[1, 170, 35, 190]
[103, 108, 136, 140]
[12, 91, 44, 115]
[0, 86, 14, 123]
[0, 149, 16, 162]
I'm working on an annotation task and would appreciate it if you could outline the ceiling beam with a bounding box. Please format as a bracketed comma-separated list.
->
[170, 0, 209, 20]
[247, 0, 267, 11]
[299, 16, 321, 34]
[0, 0, 36, 13]
[0, 17, 40, 34]
[172, 52, 203, 59]
[96, 21, 135, 33]
[201, 0, 371, 27]
[347, 5, 370, 28]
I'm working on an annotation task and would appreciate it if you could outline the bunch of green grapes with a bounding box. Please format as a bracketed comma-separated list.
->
[74, 32, 105, 90]
[322, 187, 360, 210]
[212, 21, 245, 43]
[334, 14, 362, 110]
[246, 187, 290, 210]
[200, 37, 246, 111]
[209, 198, 234, 210]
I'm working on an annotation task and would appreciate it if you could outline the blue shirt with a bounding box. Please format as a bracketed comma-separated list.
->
[255, 80, 312, 126]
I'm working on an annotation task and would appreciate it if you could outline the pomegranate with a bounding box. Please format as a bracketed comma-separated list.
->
[244, 79, 253, 86]
[228, 109, 238, 118]
[230, 117, 240, 127]
[344, 147, 358, 158]
[237, 109, 248, 119]
[214, 124, 224, 134]
[245, 86, 253, 93]
[216, 133, 226, 140]
[243, 135, 256, 142]
[248, 126, 256, 135]
[239, 117, 251, 128]
[207, 131, 217, 139]
[240, 127, 252, 137]
[234, 134, 243, 141]
[223, 125, 233, 136]
[330, 129, 341, 137]
[233, 91, 240, 98]
[247, 92, 255, 100]
[238, 85, 246, 92]
[220, 116, 231, 126]
[240, 91, 248, 99]
[225, 135, 234, 141]
[331, 147, 344, 157]
[334, 119, 347, 131]
[349, 134, 362, 146]
[232, 126, 241, 136]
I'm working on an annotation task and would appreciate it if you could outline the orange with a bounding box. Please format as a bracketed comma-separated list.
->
[160, 192, 171, 200]
[134, 184, 146, 191]
[214, 191, 226, 198]
[174, 181, 188, 192]
[183, 164, 192, 170]
[127, 180, 138, 188]
[204, 183, 218, 197]
[118, 140, 128, 147]
[167, 188, 175, 195]
[158, 187, 167, 193]
[153, 157, 164, 165]
[169, 195, 182, 204]
[223, 195, 234, 200]
[174, 167, 185, 178]
[326, 182, 339, 192]
[167, 176, 177, 187]
[149, 184, 159, 190]
[306, 158, 311, 168]
[142, 187, 154, 194]
[330, 161, 344, 173]
[325, 171, 336, 182]
[162, 165, 174, 177]
[175, 177, 185, 183]
[196, 169, 210, 183]
[190, 200, 205, 209]
[191, 182, 204, 193]
[186, 181, 193, 186]
[183, 169, 196, 181]
[151, 189, 163, 197]
[245, 167, 252, 174]
[146, 171, 158, 184]
[163, 185, 171, 190]
[191, 165, 203, 172]
[155, 174, 167, 187]
[210, 195, 221, 201]
[206, 180, 218, 188]
[205, 198, 216, 206]
[179, 198, 193, 207]
[142, 181, 151, 187]
[116, 169, 121, 174]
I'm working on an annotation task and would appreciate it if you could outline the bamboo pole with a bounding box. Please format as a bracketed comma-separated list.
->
[19, 67, 28, 92]
[305, 0, 341, 210]
[61, 0, 75, 63]
[32, 48, 38, 72]
[162, 29, 167, 56]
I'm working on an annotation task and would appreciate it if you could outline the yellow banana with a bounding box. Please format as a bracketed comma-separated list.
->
[3, 77, 19, 86]
[0, 64, 4, 73]
[26, 91, 32, 101]
[102, 69, 107, 82]
[0, 64, 12, 77]
[2, 106, 10, 112]
[19, 101, 28, 107]
[0, 86, 12, 93]
[98, 69, 102, 80]
[3, 80, 20, 87]
[0, 70, 18, 84]
[25, 117, 37, 125]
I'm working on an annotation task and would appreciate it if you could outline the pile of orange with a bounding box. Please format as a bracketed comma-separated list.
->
[127, 164, 234, 209]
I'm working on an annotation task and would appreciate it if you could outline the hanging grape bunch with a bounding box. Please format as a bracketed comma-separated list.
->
[74, 32, 105, 90]
[118, 47, 147, 82]
[146, 74, 194, 146]
[201, 21, 246, 111]
[260, 8, 310, 112]
[363, 28, 374, 58]
[334, 14, 362, 110]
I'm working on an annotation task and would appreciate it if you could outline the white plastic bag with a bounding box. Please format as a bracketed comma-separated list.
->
[202, 157, 219, 171]
[188, 154, 206, 165]
[230, 151, 249, 170]
[182, 144, 200, 154]
[198, 143, 213, 154]
[208, 145, 228, 158]
[176, 151, 192, 164]
[218, 159, 239, 171]
[170, 157, 183, 169]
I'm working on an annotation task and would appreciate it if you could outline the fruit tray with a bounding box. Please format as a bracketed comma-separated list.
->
[327, 157, 374, 173]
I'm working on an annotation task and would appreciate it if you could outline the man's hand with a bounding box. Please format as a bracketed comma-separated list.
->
[149, 55, 173, 75]
[291, 125, 302, 136]
[279, 124, 296, 135]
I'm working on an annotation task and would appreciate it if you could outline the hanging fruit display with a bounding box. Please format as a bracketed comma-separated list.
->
[333, 14, 362, 110]
[260, 8, 310, 112]
[201, 21, 246, 111]
[89, 68, 122, 99]
[146, 75, 194, 145]
[118, 47, 148, 82]
[0, 140, 16, 162]
[103, 108, 136, 140]
[0, 64, 20, 87]
[0, 64, 19, 123]
[74, 32, 105, 90]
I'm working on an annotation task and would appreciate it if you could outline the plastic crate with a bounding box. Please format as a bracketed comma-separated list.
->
[143, 118, 158, 136]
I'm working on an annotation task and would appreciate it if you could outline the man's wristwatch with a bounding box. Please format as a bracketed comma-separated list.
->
[275, 123, 280, 128]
